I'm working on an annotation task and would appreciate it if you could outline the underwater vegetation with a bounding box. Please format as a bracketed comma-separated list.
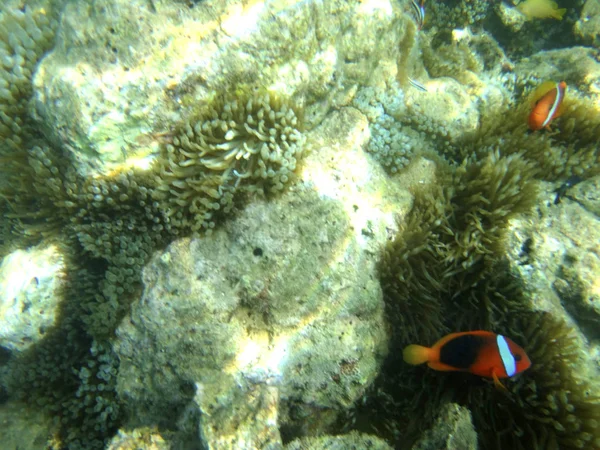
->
[2, 96, 305, 448]
[350, 12, 600, 440]
[349, 62, 600, 448]
[0, 1, 307, 445]
[473, 310, 600, 450]
[351, 147, 600, 448]
[0, 1, 60, 255]
[0, 0, 599, 448]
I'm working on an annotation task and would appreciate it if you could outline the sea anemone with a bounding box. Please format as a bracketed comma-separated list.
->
[154, 91, 305, 232]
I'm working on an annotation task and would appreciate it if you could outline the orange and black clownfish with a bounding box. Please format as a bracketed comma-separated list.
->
[528, 80, 567, 131]
[403, 331, 531, 390]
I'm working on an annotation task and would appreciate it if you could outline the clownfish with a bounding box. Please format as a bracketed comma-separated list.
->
[528, 81, 567, 131]
[403, 331, 531, 390]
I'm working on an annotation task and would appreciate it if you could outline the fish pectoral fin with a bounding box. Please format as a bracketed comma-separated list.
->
[492, 372, 508, 392]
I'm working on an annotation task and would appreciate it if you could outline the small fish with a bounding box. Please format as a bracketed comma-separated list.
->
[408, 77, 428, 92]
[517, 0, 566, 21]
[411, 0, 425, 30]
[528, 80, 567, 131]
[403, 330, 531, 390]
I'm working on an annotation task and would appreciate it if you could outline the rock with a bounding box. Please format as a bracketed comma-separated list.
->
[0, 400, 57, 450]
[505, 180, 600, 349]
[513, 46, 600, 92]
[495, 1, 527, 32]
[32, 0, 413, 177]
[285, 431, 393, 450]
[113, 108, 407, 448]
[411, 403, 478, 450]
[0, 243, 65, 352]
[575, 0, 600, 48]
[569, 175, 600, 217]
[106, 427, 171, 450]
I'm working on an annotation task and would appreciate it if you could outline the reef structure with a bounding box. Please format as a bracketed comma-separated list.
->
[0, 0, 599, 449]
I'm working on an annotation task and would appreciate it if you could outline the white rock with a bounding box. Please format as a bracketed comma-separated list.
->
[0, 244, 65, 352]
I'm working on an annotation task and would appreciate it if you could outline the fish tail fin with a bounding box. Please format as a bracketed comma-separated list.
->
[403, 344, 432, 365]
[555, 8, 567, 20]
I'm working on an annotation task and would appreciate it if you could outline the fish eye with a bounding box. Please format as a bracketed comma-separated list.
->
[514, 353, 522, 362]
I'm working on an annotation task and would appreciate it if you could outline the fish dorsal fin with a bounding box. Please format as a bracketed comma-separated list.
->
[530, 81, 558, 106]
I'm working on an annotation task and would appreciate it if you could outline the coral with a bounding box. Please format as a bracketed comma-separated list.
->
[16, 143, 175, 339]
[66, 170, 174, 339]
[0, 399, 57, 449]
[2, 253, 122, 450]
[359, 150, 545, 447]
[1, 62, 307, 450]
[352, 82, 460, 174]
[421, 29, 512, 84]
[575, 0, 600, 47]
[352, 83, 415, 173]
[1, 0, 596, 449]
[1, 154, 168, 446]
[154, 91, 305, 232]
[447, 83, 600, 184]
[356, 135, 600, 450]
[366, 113, 418, 173]
[494, 2, 582, 58]
[426, 0, 492, 30]
[114, 177, 389, 445]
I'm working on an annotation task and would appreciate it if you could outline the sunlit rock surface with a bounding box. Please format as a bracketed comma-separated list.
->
[32, 0, 412, 177]
[506, 179, 600, 360]
[0, 244, 65, 352]
[114, 108, 409, 447]
[285, 431, 394, 450]
[106, 427, 170, 450]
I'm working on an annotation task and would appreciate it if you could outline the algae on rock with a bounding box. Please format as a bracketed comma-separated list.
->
[113, 108, 399, 448]
[2, 0, 600, 448]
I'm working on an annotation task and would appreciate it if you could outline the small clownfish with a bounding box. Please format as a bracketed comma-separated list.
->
[528, 80, 567, 131]
[403, 331, 531, 390]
